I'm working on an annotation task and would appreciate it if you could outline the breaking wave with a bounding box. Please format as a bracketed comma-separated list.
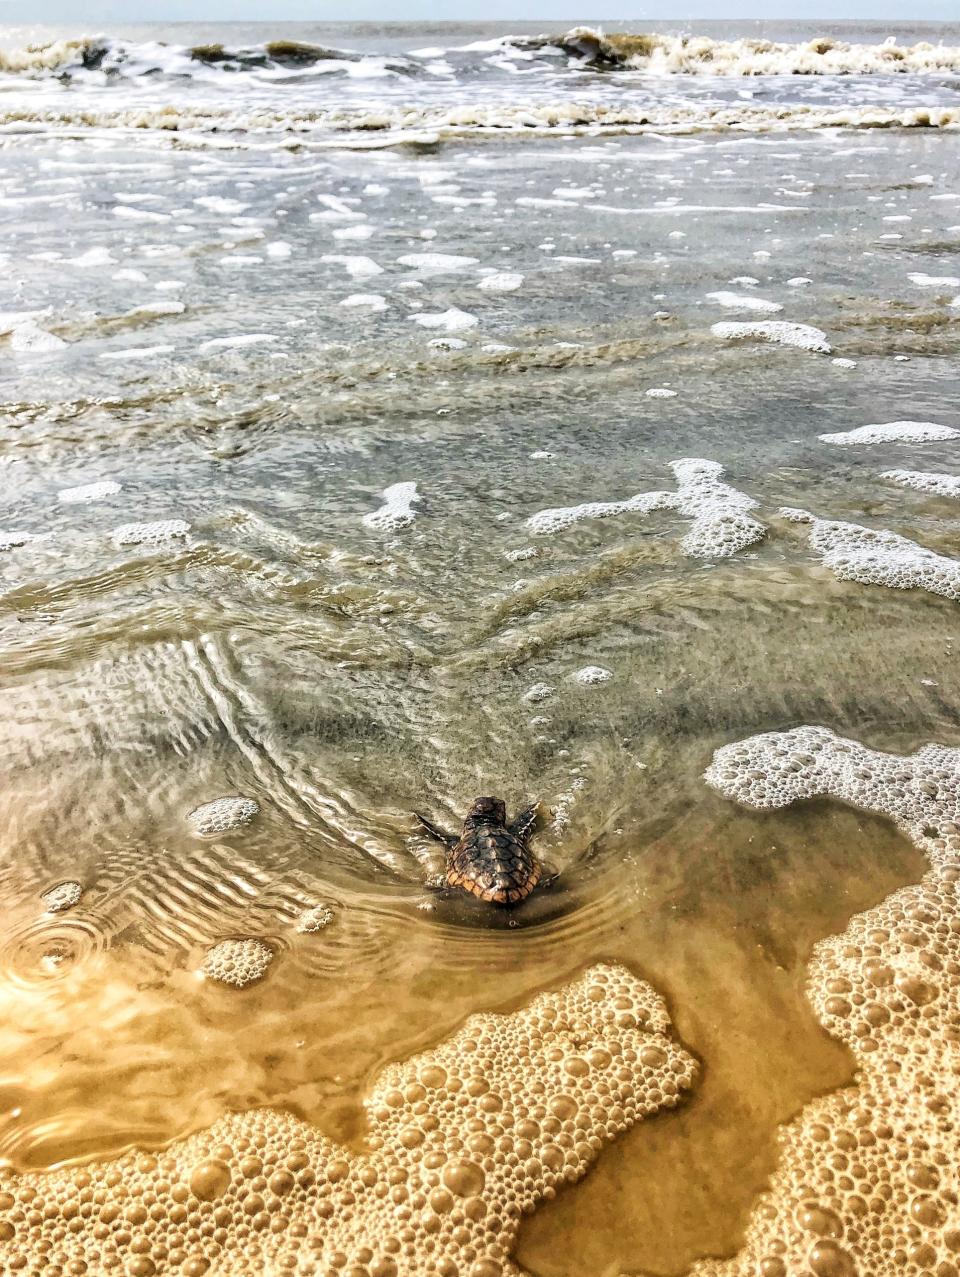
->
[0, 36, 414, 81]
[2, 28, 960, 82]
[1, 100, 957, 144]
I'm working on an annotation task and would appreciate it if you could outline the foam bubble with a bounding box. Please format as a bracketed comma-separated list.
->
[574, 665, 613, 684]
[646, 387, 678, 398]
[188, 795, 260, 835]
[786, 276, 813, 286]
[0, 963, 695, 1276]
[41, 881, 83, 914]
[706, 291, 783, 313]
[711, 320, 831, 353]
[363, 482, 420, 531]
[831, 357, 857, 368]
[410, 308, 478, 332]
[201, 937, 274, 988]
[296, 904, 334, 933]
[819, 420, 959, 446]
[112, 519, 191, 546]
[782, 506, 960, 600]
[881, 468, 960, 499]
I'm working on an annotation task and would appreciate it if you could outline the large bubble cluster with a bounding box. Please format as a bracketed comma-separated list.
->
[40, 881, 83, 914]
[711, 320, 832, 353]
[669, 458, 765, 558]
[187, 796, 260, 836]
[781, 507, 960, 601]
[201, 938, 274, 988]
[363, 483, 420, 532]
[0, 964, 695, 1277]
[526, 458, 764, 558]
[695, 726, 960, 1277]
[112, 519, 191, 547]
[819, 421, 959, 447]
[882, 469, 960, 500]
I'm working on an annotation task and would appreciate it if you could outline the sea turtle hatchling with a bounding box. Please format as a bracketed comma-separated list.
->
[415, 795, 543, 906]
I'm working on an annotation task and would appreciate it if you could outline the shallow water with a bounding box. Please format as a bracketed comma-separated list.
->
[1, 19, 960, 1277]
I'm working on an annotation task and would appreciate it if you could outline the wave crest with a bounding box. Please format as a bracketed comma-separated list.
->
[2, 28, 960, 81]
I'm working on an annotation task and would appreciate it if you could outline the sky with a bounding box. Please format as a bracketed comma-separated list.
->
[0, 0, 955, 24]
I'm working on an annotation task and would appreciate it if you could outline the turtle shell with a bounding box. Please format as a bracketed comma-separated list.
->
[446, 825, 541, 906]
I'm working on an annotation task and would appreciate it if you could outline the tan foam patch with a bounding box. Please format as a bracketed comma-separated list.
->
[0, 963, 695, 1277]
[692, 727, 960, 1277]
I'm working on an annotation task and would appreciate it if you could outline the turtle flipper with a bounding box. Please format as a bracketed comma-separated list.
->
[414, 812, 457, 848]
[509, 802, 541, 842]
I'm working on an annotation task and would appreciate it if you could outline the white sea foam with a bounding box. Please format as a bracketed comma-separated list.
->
[9, 322, 66, 352]
[340, 293, 387, 311]
[711, 320, 831, 353]
[112, 519, 191, 546]
[320, 254, 383, 278]
[781, 506, 960, 600]
[199, 333, 278, 351]
[477, 272, 524, 292]
[526, 489, 673, 536]
[410, 308, 478, 332]
[907, 272, 960, 287]
[706, 291, 783, 313]
[527, 459, 763, 558]
[188, 795, 260, 835]
[574, 665, 613, 685]
[0, 531, 34, 552]
[194, 195, 250, 215]
[333, 224, 375, 241]
[112, 205, 169, 222]
[397, 253, 479, 274]
[820, 420, 959, 446]
[670, 458, 766, 558]
[41, 881, 83, 913]
[58, 480, 122, 504]
[646, 388, 677, 398]
[363, 482, 420, 531]
[296, 904, 334, 934]
[881, 468, 960, 499]
[69, 247, 115, 268]
[100, 345, 176, 361]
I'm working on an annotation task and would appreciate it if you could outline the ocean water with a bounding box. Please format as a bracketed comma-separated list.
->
[1, 19, 960, 1277]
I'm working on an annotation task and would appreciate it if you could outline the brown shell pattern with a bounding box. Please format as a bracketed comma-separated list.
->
[446, 826, 542, 905]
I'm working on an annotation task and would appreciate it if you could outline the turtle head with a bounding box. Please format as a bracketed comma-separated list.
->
[467, 795, 507, 824]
